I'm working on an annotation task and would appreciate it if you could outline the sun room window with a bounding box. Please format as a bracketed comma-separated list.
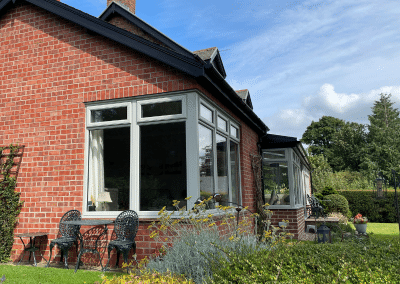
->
[84, 92, 241, 217]
[262, 148, 309, 209]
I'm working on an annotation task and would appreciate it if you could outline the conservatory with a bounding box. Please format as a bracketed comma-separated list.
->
[260, 134, 312, 239]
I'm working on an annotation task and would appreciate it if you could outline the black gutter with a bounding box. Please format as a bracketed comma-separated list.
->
[199, 62, 269, 135]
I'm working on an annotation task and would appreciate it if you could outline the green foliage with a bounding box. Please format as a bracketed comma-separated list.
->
[340, 191, 398, 223]
[209, 238, 400, 283]
[303, 94, 400, 179]
[101, 267, 194, 284]
[323, 194, 350, 217]
[301, 116, 345, 158]
[321, 186, 337, 196]
[363, 93, 400, 179]
[0, 145, 24, 263]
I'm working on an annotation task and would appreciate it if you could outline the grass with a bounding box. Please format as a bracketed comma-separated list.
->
[349, 222, 400, 241]
[0, 264, 122, 284]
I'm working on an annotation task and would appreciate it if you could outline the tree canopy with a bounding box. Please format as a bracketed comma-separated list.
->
[302, 93, 400, 181]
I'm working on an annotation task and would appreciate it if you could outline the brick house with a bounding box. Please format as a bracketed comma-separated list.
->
[0, 0, 311, 264]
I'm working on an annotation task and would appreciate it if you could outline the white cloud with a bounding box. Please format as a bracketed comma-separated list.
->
[265, 84, 400, 140]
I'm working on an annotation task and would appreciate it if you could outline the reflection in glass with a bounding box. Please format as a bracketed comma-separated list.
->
[91, 107, 127, 123]
[88, 127, 130, 212]
[217, 116, 227, 131]
[230, 141, 240, 205]
[140, 122, 186, 211]
[294, 165, 301, 205]
[230, 125, 238, 138]
[216, 134, 228, 204]
[141, 101, 182, 118]
[263, 150, 285, 160]
[263, 161, 290, 205]
[200, 104, 213, 123]
[199, 124, 214, 202]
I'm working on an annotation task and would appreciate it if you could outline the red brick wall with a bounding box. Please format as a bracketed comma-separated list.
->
[0, 2, 259, 263]
[107, 16, 172, 51]
[107, 0, 136, 14]
[269, 208, 306, 240]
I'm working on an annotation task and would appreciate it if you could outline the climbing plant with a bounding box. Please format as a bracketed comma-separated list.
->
[0, 144, 24, 262]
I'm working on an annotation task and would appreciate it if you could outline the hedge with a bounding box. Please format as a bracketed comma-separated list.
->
[339, 190, 399, 223]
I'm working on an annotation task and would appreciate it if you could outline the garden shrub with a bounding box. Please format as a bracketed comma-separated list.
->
[101, 269, 194, 284]
[323, 194, 350, 217]
[340, 191, 398, 223]
[209, 237, 400, 283]
[0, 145, 24, 262]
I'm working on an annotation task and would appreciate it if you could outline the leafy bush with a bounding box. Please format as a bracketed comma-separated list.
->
[323, 194, 350, 217]
[321, 186, 337, 196]
[144, 199, 287, 283]
[209, 238, 400, 283]
[101, 269, 194, 284]
[0, 145, 24, 262]
[340, 191, 398, 223]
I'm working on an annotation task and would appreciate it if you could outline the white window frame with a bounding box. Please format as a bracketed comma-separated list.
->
[86, 102, 131, 128]
[83, 91, 240, 218]
[262, 148, 305, 209]
[198, 97, 241, 207]
[137, 95, 187, 122]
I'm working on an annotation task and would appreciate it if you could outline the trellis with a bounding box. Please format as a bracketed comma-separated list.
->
[0, 145, 24, 184]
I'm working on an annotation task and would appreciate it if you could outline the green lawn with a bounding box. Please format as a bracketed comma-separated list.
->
[0, 265, 121, 284]
[350, 222, 400, 241]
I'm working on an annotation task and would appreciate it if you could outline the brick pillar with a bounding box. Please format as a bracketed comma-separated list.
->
[269, 208, 306, 240]
[107, 0, 136, 14]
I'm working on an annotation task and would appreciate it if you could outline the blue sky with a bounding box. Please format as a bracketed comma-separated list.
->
[64, 0, 400, 140]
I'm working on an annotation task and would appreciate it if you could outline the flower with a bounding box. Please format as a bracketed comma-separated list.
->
[353, 213, 368, 224]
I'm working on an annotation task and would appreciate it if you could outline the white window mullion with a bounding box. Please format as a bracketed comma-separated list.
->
[186, 92, 199, 210]
[131, 101, 140, 212]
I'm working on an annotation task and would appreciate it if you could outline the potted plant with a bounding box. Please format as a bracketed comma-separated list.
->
[89, 195, 96, 211]
[353, 213, 368, 234]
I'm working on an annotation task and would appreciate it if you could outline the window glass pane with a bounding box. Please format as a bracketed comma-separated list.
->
[87, 127, 130, 212]
[199, 124, 214, 204]
[230, 141, 240, 206]
[216, 134, 228, 205]
[200, 104, 213, 123]
[294, 165, 301, 205]
[230, 125, 238, 138]
[263, 150, 285, 160]
[140, 122, 187, 211]
[91, 107, 127, 123]
[262, 161, 289, 205]
[141, 101, 182, 118]
[217, 116, 227, 131]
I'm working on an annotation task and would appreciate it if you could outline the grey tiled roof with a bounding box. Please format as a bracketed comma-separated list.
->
[235, 89, 249, 100]
[193, 47, 218, 61]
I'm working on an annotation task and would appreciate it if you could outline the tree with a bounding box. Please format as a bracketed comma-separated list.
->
[330, 121, 368, 172]
[301, 116, 345, 158]
[364, 94, 400, 179]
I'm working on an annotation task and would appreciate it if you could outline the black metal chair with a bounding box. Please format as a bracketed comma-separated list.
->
[46, 210, 81, 269]
[104, 210, 139, 272]
[307, 194, 325, 218]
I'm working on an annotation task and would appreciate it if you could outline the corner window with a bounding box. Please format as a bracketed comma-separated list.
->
[198, 99, 241, 207]
[85, 92, 240, 217]
[262, 148, 309, 208]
